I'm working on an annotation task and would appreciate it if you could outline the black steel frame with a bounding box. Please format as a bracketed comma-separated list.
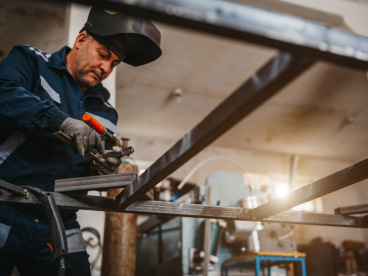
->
[2, 0, 368, 229]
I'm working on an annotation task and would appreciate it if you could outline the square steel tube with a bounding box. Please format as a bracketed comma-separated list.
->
[115, 52, 315, 209]
[61, 0, 368, 70]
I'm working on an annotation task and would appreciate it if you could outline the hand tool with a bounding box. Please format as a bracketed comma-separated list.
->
[82, 114, 124, 148]
[53, 114, 134, 160]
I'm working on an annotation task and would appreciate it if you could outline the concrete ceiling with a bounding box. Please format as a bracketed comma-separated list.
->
[1, 0, 368, 163]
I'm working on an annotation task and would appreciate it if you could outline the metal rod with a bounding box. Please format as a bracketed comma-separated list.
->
[58, 0, 368, 70]
[115, 52, 315, 210]
[253, 157, 368, 220]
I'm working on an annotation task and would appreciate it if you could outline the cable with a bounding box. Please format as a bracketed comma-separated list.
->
[177, 156, 249, 190]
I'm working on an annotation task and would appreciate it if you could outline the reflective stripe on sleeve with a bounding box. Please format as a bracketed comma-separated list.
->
[28, 46, 50, 62]
[66, 228, 87, 253]
[40, 76, 61, 104]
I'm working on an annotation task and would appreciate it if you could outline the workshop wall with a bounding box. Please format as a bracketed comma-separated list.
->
[0, 0, 68, 58]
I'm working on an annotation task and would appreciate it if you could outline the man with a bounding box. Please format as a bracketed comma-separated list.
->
[0, 7, 161, 275]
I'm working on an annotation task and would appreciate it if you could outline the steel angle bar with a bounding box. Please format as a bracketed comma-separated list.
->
[0, 190, 365, 227]
[127, 201, 254, 220]
[253, 157, 368, 220]
[0, 190, 116, 211]
[335, 204, 368, 215]
[265, 211, 366, 228]
[125, 201, 367, 228]
[60, 0, 368, 70]
[54, 193, 116, 210]
[115, 52, 314, 210]
[54, 173, 136, 192]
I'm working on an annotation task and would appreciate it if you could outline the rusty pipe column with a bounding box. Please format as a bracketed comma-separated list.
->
[101, 161, 138, 276]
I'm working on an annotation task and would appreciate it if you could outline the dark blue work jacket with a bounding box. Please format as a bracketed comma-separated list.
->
[0, 45, 118, 209]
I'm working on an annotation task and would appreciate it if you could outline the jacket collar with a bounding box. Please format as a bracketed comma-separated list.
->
[87, 83, 111, 101]
[48, 46, 70, 70]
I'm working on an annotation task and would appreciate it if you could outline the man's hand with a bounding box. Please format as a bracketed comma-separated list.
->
[60, 117, 105, 156]
[89, 153, 122, 175]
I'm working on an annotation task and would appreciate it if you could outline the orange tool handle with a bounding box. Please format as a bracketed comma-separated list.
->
[82, 114, 105, 134]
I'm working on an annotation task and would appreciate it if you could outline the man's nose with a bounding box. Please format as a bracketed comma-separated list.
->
[99, 61, 112, 75]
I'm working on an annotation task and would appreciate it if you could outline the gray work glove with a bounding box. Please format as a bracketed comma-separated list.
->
[89, 152, 122, 175]
[60, 117, 105, 157]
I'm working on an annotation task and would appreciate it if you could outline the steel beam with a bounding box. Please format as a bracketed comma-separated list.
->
[58, 0, 368, 70]
[115, 52, 314, 209]
[253, 157, 368, 220]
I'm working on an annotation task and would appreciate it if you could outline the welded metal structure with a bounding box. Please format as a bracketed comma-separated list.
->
[1, 0, 368, 228]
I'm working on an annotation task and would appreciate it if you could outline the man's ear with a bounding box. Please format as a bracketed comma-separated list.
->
[75, 32, 88, 50]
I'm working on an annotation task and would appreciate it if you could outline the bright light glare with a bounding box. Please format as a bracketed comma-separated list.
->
[275, 185, 290, 198]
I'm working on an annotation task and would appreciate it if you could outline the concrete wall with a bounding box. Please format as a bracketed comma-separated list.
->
[0, 0, 68, 58]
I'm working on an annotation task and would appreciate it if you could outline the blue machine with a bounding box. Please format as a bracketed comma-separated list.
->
[136, 171, 303, 276]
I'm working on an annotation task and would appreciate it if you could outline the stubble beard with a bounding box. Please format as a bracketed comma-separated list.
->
[73, 52, 100, 90]
[78, 71, 97, 89]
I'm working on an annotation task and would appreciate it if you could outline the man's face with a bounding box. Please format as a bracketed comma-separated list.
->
[71, 34, 121, 90]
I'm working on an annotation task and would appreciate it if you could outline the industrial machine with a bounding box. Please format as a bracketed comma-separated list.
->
[136, 171, 301, 276]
